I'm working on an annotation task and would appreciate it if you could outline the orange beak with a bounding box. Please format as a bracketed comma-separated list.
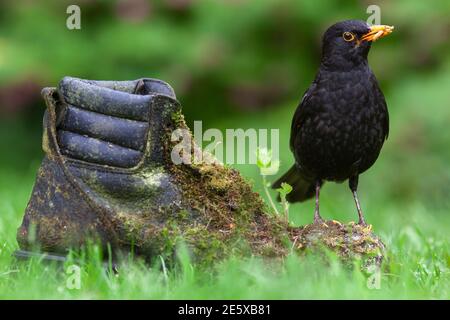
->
[361, 25, 394, 42]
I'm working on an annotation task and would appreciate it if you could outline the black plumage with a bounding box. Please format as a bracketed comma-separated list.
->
[272, 20, 393, 225]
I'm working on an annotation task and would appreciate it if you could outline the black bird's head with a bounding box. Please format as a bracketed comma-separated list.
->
[320, 20, 394, 70]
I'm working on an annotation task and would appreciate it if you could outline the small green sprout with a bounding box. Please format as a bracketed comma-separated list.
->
[276, 182, 292, 222]
[256, 147, 281, 216]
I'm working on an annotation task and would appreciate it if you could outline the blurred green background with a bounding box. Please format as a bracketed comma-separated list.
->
[0, 0, 449, 244]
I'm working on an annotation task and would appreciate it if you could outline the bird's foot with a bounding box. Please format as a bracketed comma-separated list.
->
[313, 216, 328, 228]
[357, 219, 367, 226]
[313, 213, 324, 225]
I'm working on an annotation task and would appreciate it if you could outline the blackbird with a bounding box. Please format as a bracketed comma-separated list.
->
[272, 20, 393, 225]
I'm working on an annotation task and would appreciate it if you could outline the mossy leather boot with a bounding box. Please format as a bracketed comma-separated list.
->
[16, 77, 284, 264]
[16, 77, 184, 258]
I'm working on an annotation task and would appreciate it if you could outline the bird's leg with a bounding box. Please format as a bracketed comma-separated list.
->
[349, 175, 366, 226]
[352, 191, 366, 225]
[313, 180, 324, 224]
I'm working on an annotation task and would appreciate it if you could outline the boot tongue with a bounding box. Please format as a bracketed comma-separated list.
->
[134, 78, 176, 99]
[55, 77, 152, 168]
[52, 77, 179, 168]
[58, 77, 152, 122]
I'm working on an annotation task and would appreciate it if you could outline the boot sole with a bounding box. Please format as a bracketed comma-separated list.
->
[13, 249, 68, 263]
[13, 250, 119, 272]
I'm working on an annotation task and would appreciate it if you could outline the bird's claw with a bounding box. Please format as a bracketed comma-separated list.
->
[357, 220, 368, 227]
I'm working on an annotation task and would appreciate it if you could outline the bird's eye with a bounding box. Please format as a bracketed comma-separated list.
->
[342, 32, 355, 42]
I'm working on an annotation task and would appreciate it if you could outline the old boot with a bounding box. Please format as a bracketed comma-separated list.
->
[17, 77, 183, 256]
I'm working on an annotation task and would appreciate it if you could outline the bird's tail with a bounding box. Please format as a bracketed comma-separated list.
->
[271, 165, 315, 203]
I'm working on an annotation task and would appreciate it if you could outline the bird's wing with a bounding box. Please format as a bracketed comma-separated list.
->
[371, 75, 390, 140]
[381, 95, 389, 140]
[289, 81, 318, 151]
[380, 90, 389, 140]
